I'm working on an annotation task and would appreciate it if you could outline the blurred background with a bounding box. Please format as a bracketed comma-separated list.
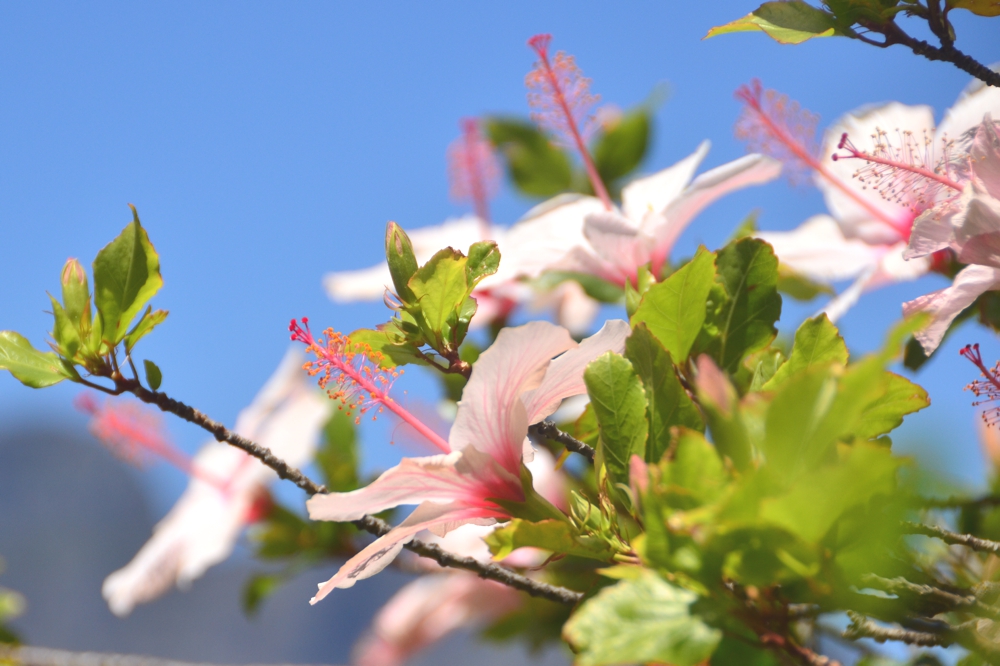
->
[0, 2, 998, 664]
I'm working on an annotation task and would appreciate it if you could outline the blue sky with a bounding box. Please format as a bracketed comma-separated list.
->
[1, 2, 999, 513]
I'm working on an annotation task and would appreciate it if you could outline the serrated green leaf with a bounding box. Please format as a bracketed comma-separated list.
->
[763, 314, 847, 390]
[593, 109, 651, 187]
[316, 410, 359, 492]
[143, 359, 162, 390]
[563, 571, 721, 666]
[632, 247, 716, 362]
[856, 372, 929, 440]
[465, 240, 500, 285]
[0, 331, 71, 388]
[485, 518, 614, 561]
[625, 325, 703, 462]
[125, 307, 168, 353]
[485, 117, 575, 197]
[92, 206, 163, 345]
[665, 429, 727, 506]
[585, 352, 648, 492]
[705, 1, 843, 44]
[407, 248, 470, 348]
[706, 238, 781, 372]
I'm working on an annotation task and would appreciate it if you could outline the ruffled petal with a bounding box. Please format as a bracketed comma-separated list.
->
[819, 102, 935, 244]
[970, 115, 1000, 201]
[953, 186, 1000, 269]
[757, 215, 883, 282]
[907, 205, 959, 259]
[310, 502, 501, 603]
[521, 319, 630, 424]
[904, 264, 1000, 354]
[651, 153, 781, 260]
[622, 141, 709, 223]
[449, 321, 576, 474]
[306, 453, 471, 522]
[936, 74, 1000, 150]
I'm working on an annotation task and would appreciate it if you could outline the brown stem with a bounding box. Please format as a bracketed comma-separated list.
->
[528, 420, 595, 463]
[115, 378, 584, 606]
[877, 21, 1000, 89]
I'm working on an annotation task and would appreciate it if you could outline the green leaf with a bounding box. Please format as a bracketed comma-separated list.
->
[485, 519, 615, 561]
[349, 327, 422, 368]
[664, 430, 728, 506]
[0, 331, 71, 388]
[760, 443, 900, 543]
[563, 571, 721, 666]
[242, 573, 283, 616]
[465, 240, 501, 285]
[124, 307, 168, 353]
[316, 410, 359, 492]
[407, 248, 470, 348]
[855, 372, 929, 440]
[92, 206, 163, 345]
[949, 0, 1000, 16]
[593, 108, 651, 188]
[485, 117, 575, 197]
[585, 352, 649, 492]
[49, 294, 81, 359]
[763, 314, 847, 390]
[760, 365, 842, 476]
[385, 222, 419, 303]
[625, 324, 703, 462]
[143, 359, 162, 391]
[705, 238, 782, 372]
[777, 265, 834, 301]
[705, 1, 845, 44]
[632, 247, 716, 362]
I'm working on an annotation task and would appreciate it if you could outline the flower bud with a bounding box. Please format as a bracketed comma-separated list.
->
[60, 257, 91, 325]
[384, 221, 418, 303]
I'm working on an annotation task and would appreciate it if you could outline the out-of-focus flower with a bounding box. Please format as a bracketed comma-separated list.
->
[351, 449, 566, 666]
[305, 319, 628, 603]
[904, 116, 1000, 353]
[746, 78, 999, 320]
[100, 350, 330, 616]
[520, 143, 780, 287]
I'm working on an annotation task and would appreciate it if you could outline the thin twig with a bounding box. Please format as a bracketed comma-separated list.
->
[843, 611, 946, 647]
[116, 379, 584, 606]
[860, 573, 1000, 621]
[0, 646, 339, 666]
[528, 420, 595, 463]
[903, 521, 1000, 555]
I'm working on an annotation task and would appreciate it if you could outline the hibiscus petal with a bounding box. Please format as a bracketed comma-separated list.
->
[582, 211, 649, 277]
[904, 264, 1000, 354]
[521, 319, 630, 423]
[449, 321, 576, 474]
[622, 141, 709, 223]
[310, 502, 500, 603]
[819, 102, 935, 244]
[757, 215, 883, 282]
[651, 153, 781, 259]
[907, 204, 959, 259]
[954, 188, 1000, 269]
[970, 115, 1000, 201]
[306, 452, 470, 522]
[936, 75, 1000, 151]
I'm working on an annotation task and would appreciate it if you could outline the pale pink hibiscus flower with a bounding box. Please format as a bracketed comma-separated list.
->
[351, 448, 567, 666]
[299, 318, 628, 603]
[99, 350, 330, 616]
[903, 114, 1000, 353]
[746, 78, 998, 320]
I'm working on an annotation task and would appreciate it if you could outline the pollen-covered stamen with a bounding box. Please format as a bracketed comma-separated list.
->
[526, 33, 612, 210]
[75, 393, 229, 489]
[448, 118, 500, 236]
[734, 79, 907, 237]
[289, 318, 452, 453]
[961, 343, 1000, 426]
[833, 129, 963, 213]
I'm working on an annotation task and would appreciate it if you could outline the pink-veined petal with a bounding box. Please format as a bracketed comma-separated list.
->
[758, 215, 884, 282]
[819, 102, 935, 244]
[449, 321, 576, 474]
[907, 204, 959, 259]
[306, 453, 473, 522]
[580, 212, 652, 281]
[904, 264, 1000, 354]
[651, 153, 781, 260]
[622, 141, 709, 223]
[521, 319, 630, 424]
[310, 502, 501, 603]
[954, 186, 1000, 269]
[936, 75, 1000, 151]
[970, 114, 1000, 200]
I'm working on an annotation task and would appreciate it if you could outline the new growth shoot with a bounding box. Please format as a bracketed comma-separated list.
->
[289, 318, 451, 453]
[526, 33, 612, 210]
[448, 118, 500, 236]
[961, 343, 1000, 426]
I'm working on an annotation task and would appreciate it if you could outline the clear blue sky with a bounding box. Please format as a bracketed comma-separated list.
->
[1, 3, 998, 510]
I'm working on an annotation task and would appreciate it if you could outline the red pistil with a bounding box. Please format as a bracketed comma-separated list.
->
[961, 343, 1000, 426]
[448, 118, 500, 236]
[833, 130, 963, 214]
[289, 318, 451, 453]
[735, 79, 911, 238]
[526, 34, 612, 210]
